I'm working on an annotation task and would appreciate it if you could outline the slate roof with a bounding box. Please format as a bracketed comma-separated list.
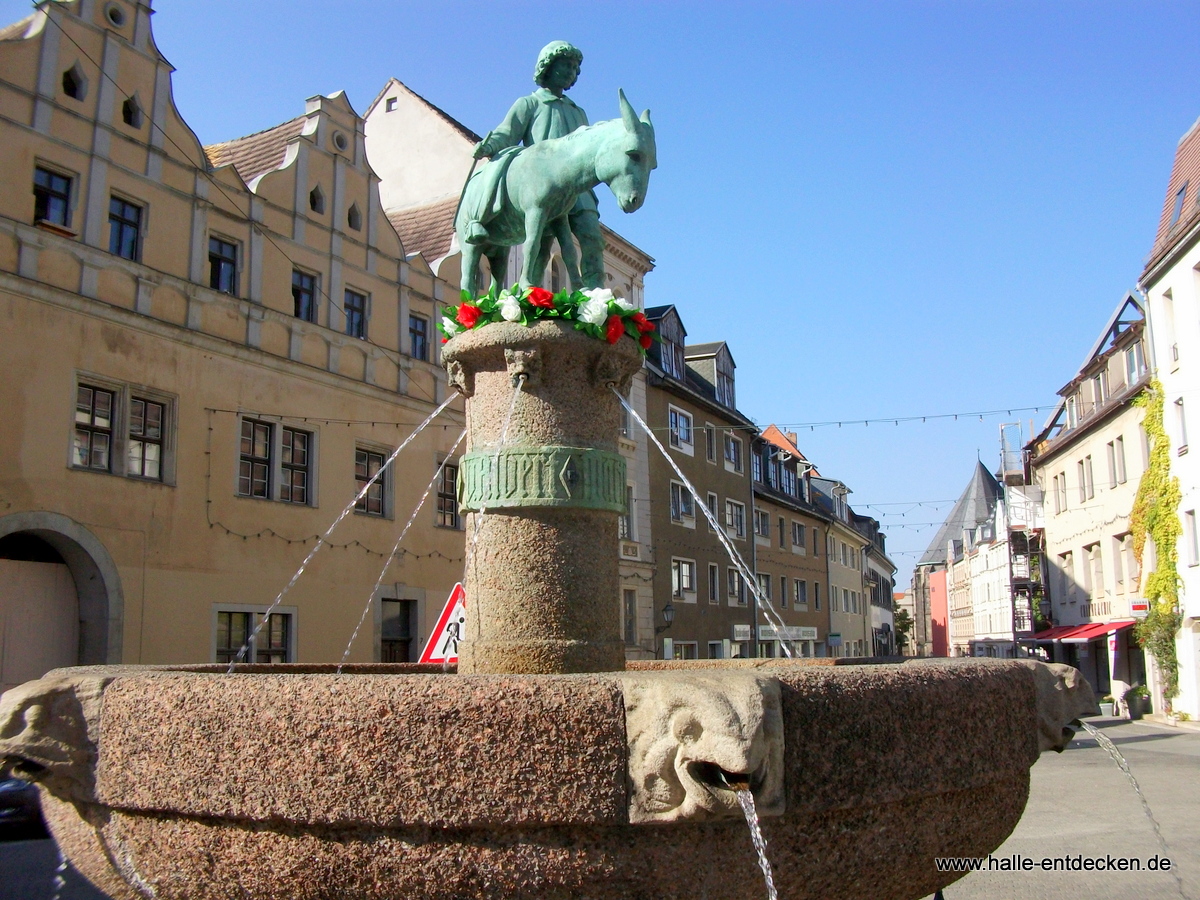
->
[204, 115, 306, 184]
[1145, 114, 1200, 276]
[685, 342, 725, 358]
[917, 461, 1003, 567]
[386, 196, 458, 262]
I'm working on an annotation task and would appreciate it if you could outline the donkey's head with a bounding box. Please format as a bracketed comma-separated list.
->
[598, 89, 657, 213]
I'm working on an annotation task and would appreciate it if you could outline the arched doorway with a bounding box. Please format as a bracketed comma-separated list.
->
[0, 512, 123, 691]
[0, 533, 78, 692]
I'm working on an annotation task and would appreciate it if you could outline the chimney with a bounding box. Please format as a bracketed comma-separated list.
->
[786, 431, 798, 445]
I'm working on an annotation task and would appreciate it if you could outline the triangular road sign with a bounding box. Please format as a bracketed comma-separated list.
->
[418, 582, 466, 664]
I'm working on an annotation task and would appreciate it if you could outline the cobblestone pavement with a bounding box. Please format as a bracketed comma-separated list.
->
[927, 716, 1200, 900]
[1, 716, 1196, 900]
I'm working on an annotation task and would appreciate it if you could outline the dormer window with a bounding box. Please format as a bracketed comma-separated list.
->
[656, 312, 686, 380]
[717, 370, 735, 408]
[1171, 182, 1189, 226]
[1066, 394, 1079, 429]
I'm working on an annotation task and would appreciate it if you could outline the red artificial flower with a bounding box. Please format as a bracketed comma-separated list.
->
[631, 312, 655, 334]
[639, 333, 653, 350]
[605, 314, 624, 344]
[528, 287, 555, 308]
[456, 303, 482, 328]
[441, 337, 448, 344]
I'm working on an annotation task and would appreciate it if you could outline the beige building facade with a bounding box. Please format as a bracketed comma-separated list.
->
[0, 0, 466, 688]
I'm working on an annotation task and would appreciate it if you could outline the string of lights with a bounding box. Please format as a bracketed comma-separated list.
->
[204, 518, 464, 563]
[42, 13, 441, 406]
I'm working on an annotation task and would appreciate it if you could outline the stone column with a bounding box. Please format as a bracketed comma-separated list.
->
[443, 321, 643, 674]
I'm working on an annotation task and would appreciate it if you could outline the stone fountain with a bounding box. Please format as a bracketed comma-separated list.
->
[0, 47, 1098, 900]
[0, 318, 1098, 900]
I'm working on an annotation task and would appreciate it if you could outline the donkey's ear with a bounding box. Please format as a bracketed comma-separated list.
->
[640, 109, 653, 130]
[619, 89, 638, 133]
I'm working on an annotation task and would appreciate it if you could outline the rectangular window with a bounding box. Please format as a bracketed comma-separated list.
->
[813, 581, 821, 611]
[668, 407, 693, 451]
[1114, 435, 1126, 484]
[756, 572, 771, 601]
[725, 500, 746, 538]
[34, 166, 71, 227]
[753, 509, 770, 537]
[792, 521, 806, 547]
[708, 563, 719, 605]
[1176, 398, 1189, 452]
[355, 448, 386, 516]
[624, 589, 638, 645]
[127, 397, 164, 480]
[344, 289, 368, 339]
[1125, 342, 1146, 384]
[796, 579, 808, 609]
[216, 610, 293, 664]
[292, 270, 317, 322]
[727, 568, 747, 606]
[708, 641, 724, 660]
[208, 237, 238, 295]
[1112, 534, 1126, 587]
[706, 492, 718, 530]
[782, 466, 796, 496]
[73, 384, 115, 471]
[705, 424, 716, 462]
[670, 481, 695, 522]
[437, 462, 460, 528]
[1188, 512, 1199, 567]
[108, 196, 142, 260]
[381, 599, 414, 662]
[409, 314, 429, 362]
[751, 451, 763, 483]
[778, 516, 786, 548]
[619, 485, 635, 540]
[1083, 455, 1094, 499]
[716, 371, 735, 408]
[724, 432, 743, 472]
[813, 528, 820, 556]
[279, 427, 311, 504]
[238, 419, 271, 498]
[672, 558, 697, 597]
[672, 641, 698, 660]
[780, 575, 788, 609]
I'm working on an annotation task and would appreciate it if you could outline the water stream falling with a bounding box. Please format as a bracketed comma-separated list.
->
[336, 427, 468, 672]
[612, 387, 797, 657]
[227, 393, 459, 673]
[49, 844, 68, 900]
[1077, 720, 1186, 898]
[735, 790, 779, 900]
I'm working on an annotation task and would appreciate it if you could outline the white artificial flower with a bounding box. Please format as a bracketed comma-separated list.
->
[578, 296, 609, 325]
[583, 287, 614, 304]
[499, 293, 523, 322]
[441, 316, 460, 335]
[612, 296, 635, 312]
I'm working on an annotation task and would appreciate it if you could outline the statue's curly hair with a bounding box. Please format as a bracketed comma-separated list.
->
[534, 41, 583, 88]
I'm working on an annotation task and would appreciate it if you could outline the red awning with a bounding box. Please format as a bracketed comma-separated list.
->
[1032, 620, 1137, 643]
[1031, 624, 1079, 642]
[1060, 620, 1136, 643]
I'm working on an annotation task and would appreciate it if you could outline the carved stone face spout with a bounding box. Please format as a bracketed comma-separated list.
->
[619, 672, 785, 824]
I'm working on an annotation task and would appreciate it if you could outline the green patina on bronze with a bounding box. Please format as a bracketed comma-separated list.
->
[459, 446, 626, 512]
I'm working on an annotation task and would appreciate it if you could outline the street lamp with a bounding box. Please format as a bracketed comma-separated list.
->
[655, 600, 675, 635]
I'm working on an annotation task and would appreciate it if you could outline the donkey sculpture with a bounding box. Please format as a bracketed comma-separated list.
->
[455, 90, 656, 296]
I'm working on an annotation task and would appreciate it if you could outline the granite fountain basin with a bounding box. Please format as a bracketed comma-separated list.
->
[0, 656, 1096, 900]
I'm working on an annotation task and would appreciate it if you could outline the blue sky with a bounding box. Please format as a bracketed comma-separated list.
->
[8, 1, 1200, 584]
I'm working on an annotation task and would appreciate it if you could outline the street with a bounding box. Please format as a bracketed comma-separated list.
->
[928, 715, 1200, 900]
[0, 716, 1196, 899]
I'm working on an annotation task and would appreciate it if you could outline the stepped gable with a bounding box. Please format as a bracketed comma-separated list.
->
[204, 115, 307, 184]
[917, 461, 1003, 567]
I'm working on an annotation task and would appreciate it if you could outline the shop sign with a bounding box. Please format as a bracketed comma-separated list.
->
[732, 624, 753, 642]
[828, 632, 842, 647]
[758, 625, 819, 641]
[1130, 598, 1150, 618]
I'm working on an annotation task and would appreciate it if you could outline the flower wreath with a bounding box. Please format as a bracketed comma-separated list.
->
[438, 285, 659, 354]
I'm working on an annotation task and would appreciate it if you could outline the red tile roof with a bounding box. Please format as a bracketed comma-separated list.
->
[204, 116, 306, 184]
[760, 423, 819, 476]
[386, 196, 458, 262]
[1145, 115, 1200, 277]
